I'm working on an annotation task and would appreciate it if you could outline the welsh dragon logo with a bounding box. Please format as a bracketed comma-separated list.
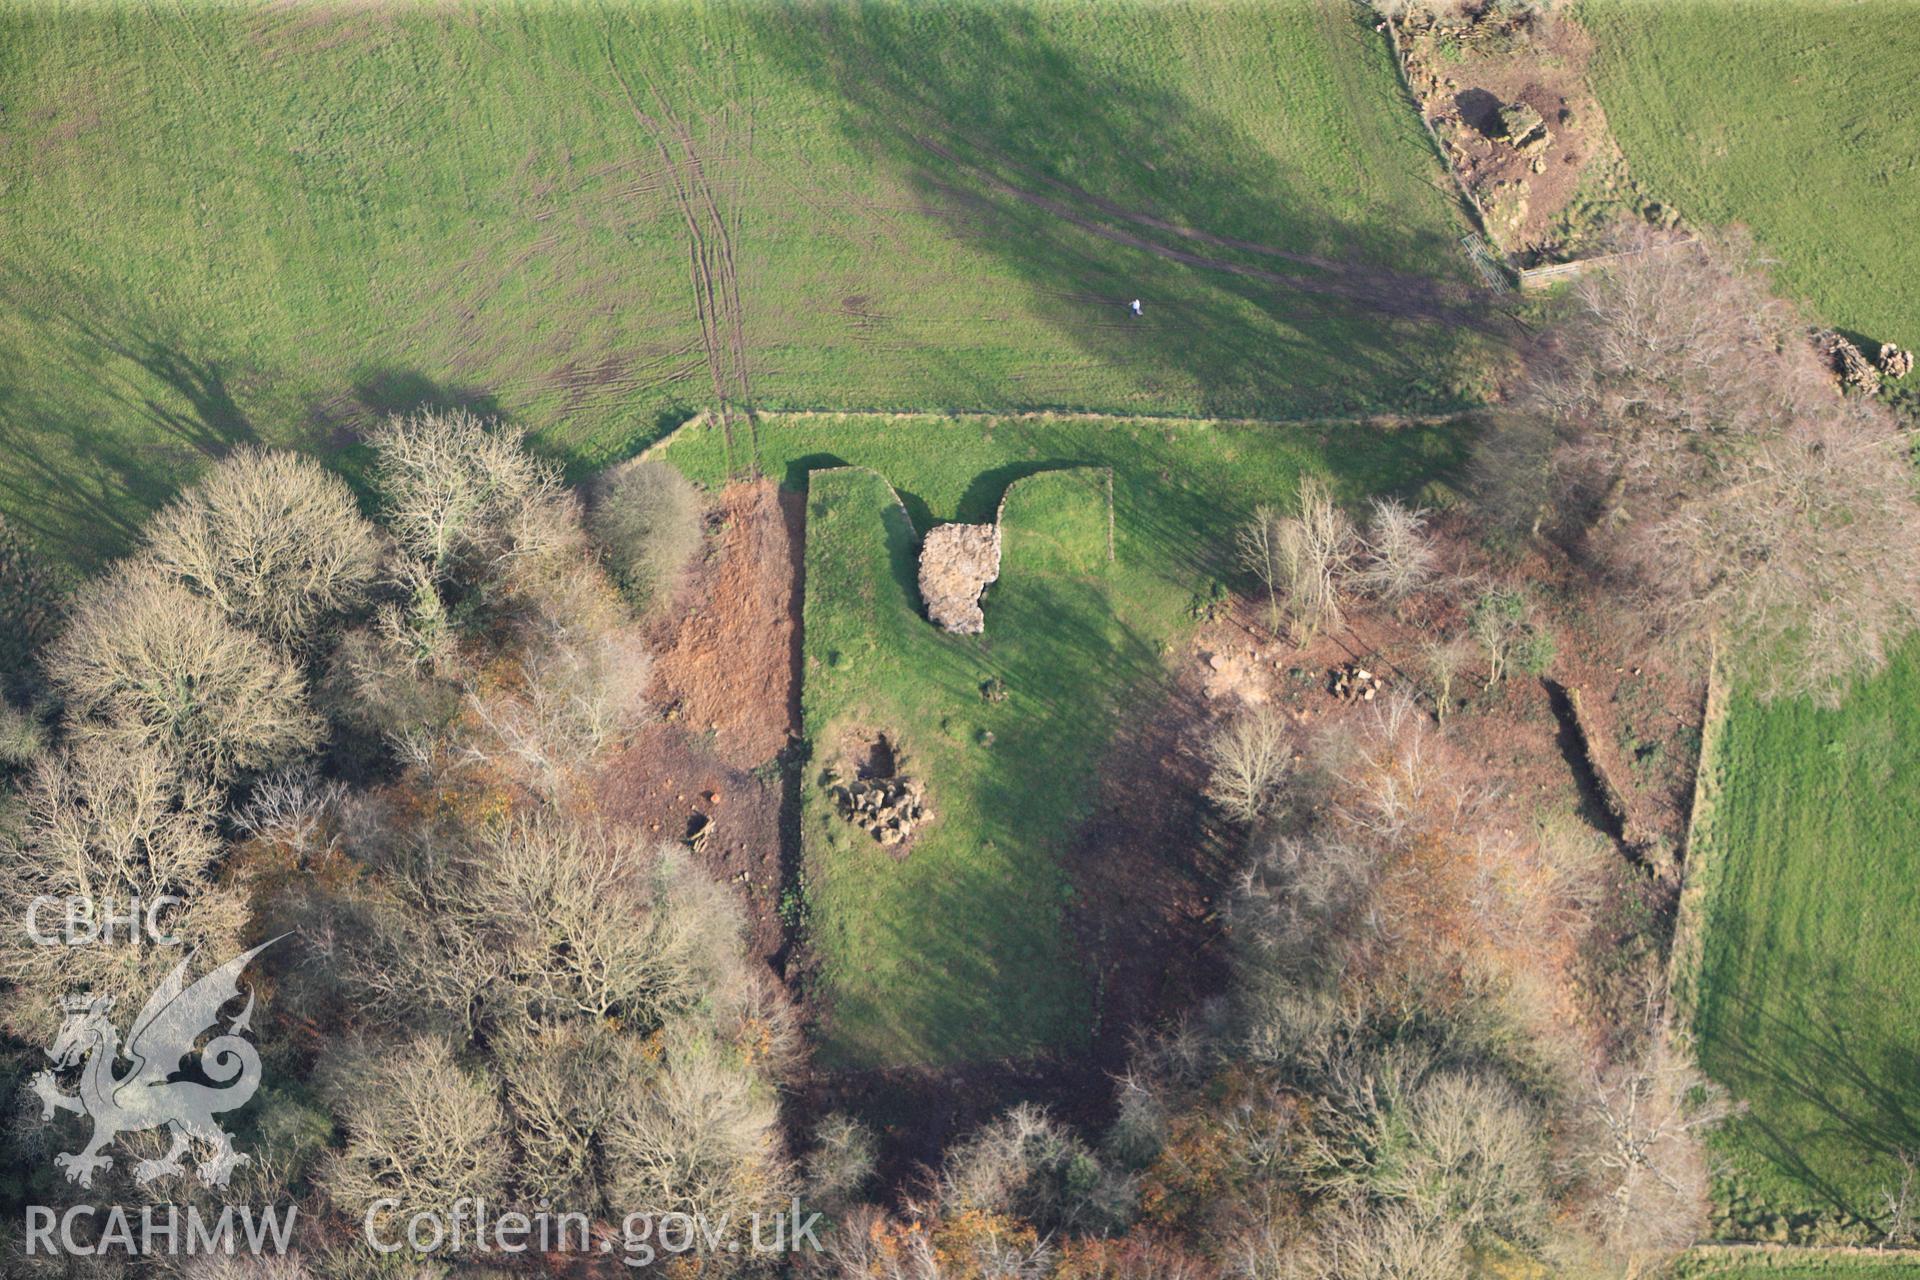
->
[29, 938, 282, 1189]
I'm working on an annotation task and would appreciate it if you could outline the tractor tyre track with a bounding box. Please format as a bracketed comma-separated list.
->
[602, 34, 750, 475]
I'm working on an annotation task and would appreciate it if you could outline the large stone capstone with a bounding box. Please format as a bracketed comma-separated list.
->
[918, 522, 1002, 635]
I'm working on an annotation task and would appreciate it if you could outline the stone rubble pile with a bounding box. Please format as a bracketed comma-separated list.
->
[1879, 342, 1913, 380]
[1332, 662, 1385, 702]
[830, 773, 931, 847]
[1499, 101, 1551, 154]
[1821, 331, 1881, 395]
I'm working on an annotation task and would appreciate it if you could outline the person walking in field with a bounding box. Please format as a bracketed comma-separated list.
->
[1129, 298, 1143, 318]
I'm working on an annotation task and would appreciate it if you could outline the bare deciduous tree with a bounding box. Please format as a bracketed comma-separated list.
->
[143, 446, 381, 650]
[938, 1103, 1133, 1234]
[1238, 503, 1288, 637]
[1355, 499, 1437, 605]
[496, 1019, 649, 1209]
[1568, 1036, 1736, 1263]
[603, 1029, 791, 1225]
[0, 701, 46, 767]
[1487, 231, 1920, 703]
[0, 739, 248, 1042]
[344, 816, 754, 1043]
[367, 408, 565, 580]
[1299, 1042, 1548, 1244]
[304, 808, 791, 1228]
[1468, 587, 1551, 688]
[813, 1206, 1054, 1280]
[230, 768, 347, 859]
[1240, 477, 1359, 643]
[1236, 1196, 1468, 1280]
[1875, 1148, 1918, 1247]
[805, 1113, 879, 1212]
[166, 1255, 318, 1280]
[460, 576, 652, 793]
[1420, 634, 1475, 724]
[1202, 707, 1292, 824]
[47, 563, 321, 783]
[1280, 476, 1360, 643]
[319, 1034, 512, 1225]
[588, 458, 706, 613]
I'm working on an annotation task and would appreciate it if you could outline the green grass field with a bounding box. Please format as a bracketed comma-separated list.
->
[1583, 0, 1920, 353]
[1584, 0, 1920, 1227]
[1686, 646, 1920, 1219]
[0, 0, 1485, 574]
[663, 411, 1464, 1065]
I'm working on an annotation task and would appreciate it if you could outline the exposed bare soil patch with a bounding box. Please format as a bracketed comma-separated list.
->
[593, 479, 804, 968]
[1394, 7, 1649, 261]
[1194, 522, 1704, 857]
[649, 480, 803, 769]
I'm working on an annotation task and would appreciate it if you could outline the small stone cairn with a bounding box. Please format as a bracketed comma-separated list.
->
[1332, 662, 1385, 702]
[1821, 331, 1881, 394]
[1879, 342, 1914, 381]
[829, 771, 930, 847]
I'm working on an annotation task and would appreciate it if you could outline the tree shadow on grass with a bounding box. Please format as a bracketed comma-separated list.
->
[1697, 939, 1920, 1213]
[0, 265, 265, 569]
[740, 1, 1504, 418]
[305, 365, 516, 504]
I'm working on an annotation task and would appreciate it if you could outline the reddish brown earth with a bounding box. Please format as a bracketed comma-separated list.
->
[592, 479, 804, 968]
[649, 480, 805, 769]
[1188, 520, 1704, 859]
[594, 478, 1705, 1198]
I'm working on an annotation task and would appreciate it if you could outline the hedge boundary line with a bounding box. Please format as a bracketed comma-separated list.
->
[638, 406, 1472, 473]
[1664, 647, 1726, 1036]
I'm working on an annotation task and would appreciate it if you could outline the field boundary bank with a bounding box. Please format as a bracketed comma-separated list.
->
[1664, 649, 1726, 1035]
[1380, 17, 1501, 247]
[640, 406, 1473, 466]
[1684, 1241, 1920, 1271]
[996, 466, 1117, 564]
[1517, 236, 1698, 290]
